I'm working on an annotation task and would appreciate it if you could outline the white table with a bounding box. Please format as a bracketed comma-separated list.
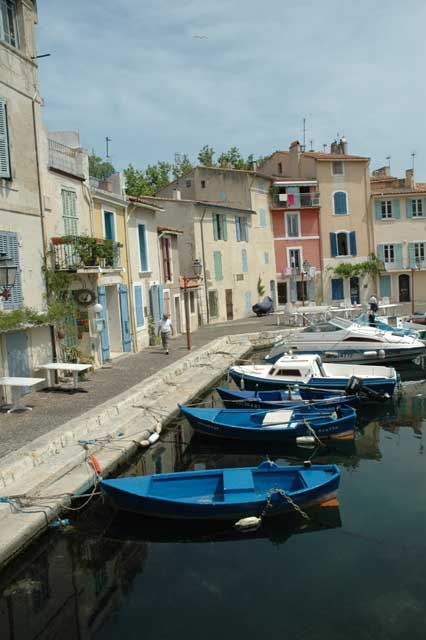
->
[0, 377, 45, 413]
[40, 363, 92, 391]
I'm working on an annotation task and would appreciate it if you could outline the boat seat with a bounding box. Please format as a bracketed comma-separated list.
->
[223, 469, 255, 494]
[262, 410, 293, 429]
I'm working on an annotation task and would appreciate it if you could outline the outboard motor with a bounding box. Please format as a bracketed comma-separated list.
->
[346, 375, 389, 402]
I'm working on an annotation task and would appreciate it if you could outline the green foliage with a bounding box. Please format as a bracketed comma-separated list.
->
[198, 145, 215, 166]
[88, 153, 115, 181]
[172, 154, 193, 179]
[329, 254, 385, 280]
[257, 276, 265, 297]
[124, 162, 172, 197]
[60, 235, 115, 267]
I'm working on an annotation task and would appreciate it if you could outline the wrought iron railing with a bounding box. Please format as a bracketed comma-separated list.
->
[271, 192, 320, 208]
[51, 237, 122, 271]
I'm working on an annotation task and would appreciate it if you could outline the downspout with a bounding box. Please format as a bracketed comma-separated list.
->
[125, 203, 137, 352]
[32, 94, 58, 364]
[200, 207, 210, 323]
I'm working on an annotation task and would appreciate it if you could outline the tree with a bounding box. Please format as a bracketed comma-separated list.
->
[198, 145, 215, 167]
[146, 161, 172, 191]
[88, 153, 115, 181]
[172, 153, 193, 179]
[124, 161, 171, 197]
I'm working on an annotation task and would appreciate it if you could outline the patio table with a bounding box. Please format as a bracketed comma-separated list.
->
[0, 377, 45, 413]
[40, 363, 92, 391]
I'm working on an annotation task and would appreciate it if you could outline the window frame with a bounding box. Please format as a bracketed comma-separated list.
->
[414, 242, 426, 262]
[383, 243, 395, 264]
[331, 161, 344, 176]
[235, 215, 249, 242]
[133, 283, 145, 329]
[102, 207, 116, 241]
[381, 200, 392, 219]
[138, 223, 150, 273]
[336, 231, 350, 257]
[287, 246, 302, 270]
[332, 190, 349, 215]
[208, 289, 219, 318]
[214, 213, 227, 240]
[61, 187, 78, 236]
[412, 199, 424, 218]
[161, 234, 173, 282]
[0, 0, 19, 49]
[285, 211, 300, 238]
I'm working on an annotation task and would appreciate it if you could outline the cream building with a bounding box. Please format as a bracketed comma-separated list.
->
[371, 167, 426, 312]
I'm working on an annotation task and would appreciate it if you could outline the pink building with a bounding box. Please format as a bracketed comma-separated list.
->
[270, 178, 321, 305]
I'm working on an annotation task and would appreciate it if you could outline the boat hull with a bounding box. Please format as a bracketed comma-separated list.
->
[100, 462, 340, 520]
[266, 345, 426, 365]
[216, 386, 359, 409]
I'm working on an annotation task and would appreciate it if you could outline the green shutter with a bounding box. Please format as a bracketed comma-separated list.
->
[394, 243, 403, 269]
[212, 214, 218, 240]
[375, 200, 382, 220]
[213, 251, 223, 280]
[393, 199, 400, 219]
[0, 98, 11, 179]
[376, 244, 385, 262]
[62, 189, 78, 235]
[406, 200, 413, 218]
[408, 243, 416, 268]
[379, 275, 391, 298]
[222, 214, 228, 240]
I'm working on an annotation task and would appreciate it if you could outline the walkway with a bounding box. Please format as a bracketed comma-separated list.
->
[0, 316, 282, 458]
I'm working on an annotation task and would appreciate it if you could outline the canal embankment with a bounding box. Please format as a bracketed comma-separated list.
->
[0, 328, 291, 568]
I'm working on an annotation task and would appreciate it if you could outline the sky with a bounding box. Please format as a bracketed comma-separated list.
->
[37, 0, 426, 177]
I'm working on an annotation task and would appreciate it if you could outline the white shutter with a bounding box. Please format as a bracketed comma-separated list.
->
[0, 98, 11, 179]
[62, 189, 78, 235]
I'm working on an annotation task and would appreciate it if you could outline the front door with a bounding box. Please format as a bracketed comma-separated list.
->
[119, 284, 132, 352]
[225, 289, 233, 320]
[97, 286, 110, 362]
[350, 277, 360, 304]
[399, 274, 410, 302]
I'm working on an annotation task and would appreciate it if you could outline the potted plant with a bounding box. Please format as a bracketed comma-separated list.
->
[148, 315, 157, 346]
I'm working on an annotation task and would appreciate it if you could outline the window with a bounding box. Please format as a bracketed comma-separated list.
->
[0, 97, 11, 179]
[264, 251, 269, 265]
[134, 284, 144, 328]
[331, 278, 344, 300]
[337, 232, 349, 256]
[288, 248, 301, 270]
[412, 199, 423, 217]
[383, 244, 395, 263]
[381, 201, 392, 219]
[379, 274, 391, 298]
[278, 162, 283, 174]
[245, 291, 252, 312]
[332, 161, 344, 176]
[213, 251, 223, 280]
[333, 191, 348, 215]
[414, 242, 426, 262]
[0, 231, 22, 309]
[235, 215, 249, 242]
[161, 236, 172, 281]
[241, 249, 248, 273]
[103, 210, 115, 240]
[259, 207, 267, 228]
[189, 290, 195, 314]
[201, 180, 206, 188]
[296, 280, 307, 301]
[61, 189, 78, 235]
[138, 224, 149, 272]
[208, 290, 219, 318]
[0, 1, 19, 48]
[213, 213, 227, 240]
[286, 213, 299, 238]
[277, 282, 288, 304]
[185, 179, 191, 188]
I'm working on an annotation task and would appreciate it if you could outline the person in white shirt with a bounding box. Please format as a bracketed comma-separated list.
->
[157, 314, 174, 354]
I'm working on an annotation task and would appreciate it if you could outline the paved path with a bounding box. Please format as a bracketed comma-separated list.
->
[0, 316, 282, 458]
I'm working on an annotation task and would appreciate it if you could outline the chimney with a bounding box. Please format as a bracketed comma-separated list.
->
[172, 188, 182, 200]
[340, 136, 348, 154]
[405, 169, 415, 189]
[330, 140, 338, 154]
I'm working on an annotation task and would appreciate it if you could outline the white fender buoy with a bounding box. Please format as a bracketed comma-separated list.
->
[148, 432, 160, 445]
[234, 516, 261, 531]
[240, 376, 245, 390]
[140, 440, 150, 447]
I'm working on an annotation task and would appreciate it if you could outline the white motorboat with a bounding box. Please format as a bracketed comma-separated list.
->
[266, 317, 426, 365]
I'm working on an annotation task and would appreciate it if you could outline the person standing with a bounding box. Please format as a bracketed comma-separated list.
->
[368, 294, 378, 326]
[157, 313, 174, 355]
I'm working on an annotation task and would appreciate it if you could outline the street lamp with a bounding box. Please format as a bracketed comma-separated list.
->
[0, 253, 17, 300]
[183, 259, 203, 351]
[301, 259, 311, 307]
[411, 256, 421, 315]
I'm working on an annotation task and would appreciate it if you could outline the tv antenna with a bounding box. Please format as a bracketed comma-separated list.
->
[411, 151, 416, 170]
[105, 136, 112, 160]
[386, 155, 391, 172]
[302, 117, 306, 150]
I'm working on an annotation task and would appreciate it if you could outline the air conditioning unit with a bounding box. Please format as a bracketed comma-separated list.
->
[278, 193, 288, 202]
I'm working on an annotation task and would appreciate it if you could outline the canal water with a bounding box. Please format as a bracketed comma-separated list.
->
[1, 358, 426, 639]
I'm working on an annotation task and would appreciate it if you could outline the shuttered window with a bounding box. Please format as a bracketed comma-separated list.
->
[138, 224, 149, 272]
[331, 278, 344, 301]
[0, 231, 22, 309]
[242, 249, 248, 273]
[61, 189, 78, 235]
[134, 284, 144, 328]
[0, 1, 19, 48]
[213, 251, 223, 280]
[333, 191, 348, 215]
[259, 208, 267, 228]
[0, 98, 11, 179]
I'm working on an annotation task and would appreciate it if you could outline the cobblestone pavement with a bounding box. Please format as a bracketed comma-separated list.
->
[0, 315, 282, 458]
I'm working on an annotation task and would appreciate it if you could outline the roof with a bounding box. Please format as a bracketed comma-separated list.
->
[157, 225, 183, 235]
[371, 183, 426, 196]
[142, 195, 255, 215]
[127, 195, 165, 211]
[156, 165, 272, 191]
[265, 149, 369, 162]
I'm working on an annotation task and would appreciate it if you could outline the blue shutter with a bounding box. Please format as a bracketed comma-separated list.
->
[104, 211, 115, 240]
[245, 291, 252, 312]
[134, 284, 144, 328]
[331, 278, 344, 300]
[334, 191, 347, 215]
[119, 284, 132, 352]
[406, 200, 413, 218]
[377, 244, 385, 262]
[330, 232, 337, 257]
[242, 249, 248, 273]
[243, 218, 249, 242]
[234, 216, 241, 242]
[0, 98, 11, 179]
[213, 214, 218, 240]
[408, 243, 416, 268]
[222, 215, 228, 240]
[394, 243, 403, 269]
[259, 208, 266, 227]
[264, 251, 269, 265]
[213, 251, 223, 280]
[393, 199, 400, 219]
[0, 232, 22, 310]
[158, 283, 164, 318]
[375, 200, 382, 220]
[349, 231, 357, 256]
[379, 275, 391, 298]
[138, 224, 148, 271]
[97, 286, 110, 361]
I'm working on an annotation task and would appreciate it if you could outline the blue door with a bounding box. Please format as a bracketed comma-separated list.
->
[97, 286, 110, 361]
[119, 284, 132, 352]
[149, 284, 164, 327]
[6, 331, 30, 393]
[104, 211, 115, 241]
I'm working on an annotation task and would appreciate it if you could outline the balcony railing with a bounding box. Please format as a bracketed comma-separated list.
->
[271, 192, 320, 209]
[48, 139, 85, 178]
[51, 237, 122, 271]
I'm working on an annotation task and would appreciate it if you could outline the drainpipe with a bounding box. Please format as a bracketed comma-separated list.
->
[32, 94, 58, 365]
[125, 204, 137, 352]
[200, 207, 210, 323]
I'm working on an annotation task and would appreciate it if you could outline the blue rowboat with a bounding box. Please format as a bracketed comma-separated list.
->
[216, 386, 359, 409]
[178, 404, 356, 442]
[100, 461, 341, 520]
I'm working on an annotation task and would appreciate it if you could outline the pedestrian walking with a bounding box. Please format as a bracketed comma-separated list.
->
[157, 313, 173, 355]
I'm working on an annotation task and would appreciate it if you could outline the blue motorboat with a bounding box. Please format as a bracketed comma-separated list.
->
[229, 354, 397, 397]
[178, 404, 356, 442]
[100, 461, 341, 520]
[216, 386, 359, 409]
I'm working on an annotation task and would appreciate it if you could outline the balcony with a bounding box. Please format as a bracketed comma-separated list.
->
[48, 139, 85, 179]
[271, 192, 320, 209]
[51, 236, 122, 271]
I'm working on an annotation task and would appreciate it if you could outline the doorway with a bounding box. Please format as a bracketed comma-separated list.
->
[398, 274, 410, 302]
[225, 289, 233, 320]
[349, 277, 360, 304]
[174, 295, 182, 334]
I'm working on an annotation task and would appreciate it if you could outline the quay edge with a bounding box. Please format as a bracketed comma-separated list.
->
[0, 328, 291, 569]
